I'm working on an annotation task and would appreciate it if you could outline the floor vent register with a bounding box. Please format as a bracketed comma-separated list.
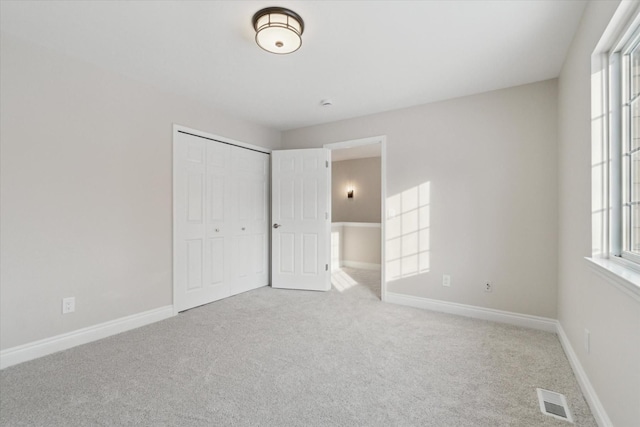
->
[537, 388, 573, 423]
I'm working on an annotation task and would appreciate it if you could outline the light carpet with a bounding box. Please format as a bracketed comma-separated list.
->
[1, 268, 595, 426]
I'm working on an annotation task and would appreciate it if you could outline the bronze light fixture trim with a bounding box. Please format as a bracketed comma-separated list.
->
[252, 7, 305, 54]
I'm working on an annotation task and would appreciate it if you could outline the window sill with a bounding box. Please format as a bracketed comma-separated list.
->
[584, 256, 640, 301]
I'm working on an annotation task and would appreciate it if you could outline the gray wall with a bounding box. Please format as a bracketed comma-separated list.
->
[283, 79, 559, 319]
[332, 157, 381, 223]
[557, 1, 640, 425]
[0, 34, 281, 350]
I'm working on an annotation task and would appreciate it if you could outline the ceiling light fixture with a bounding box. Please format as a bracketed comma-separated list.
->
[252, 7, 304, 54]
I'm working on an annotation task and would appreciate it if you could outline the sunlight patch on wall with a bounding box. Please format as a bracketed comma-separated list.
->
[386, 182, 430, 282]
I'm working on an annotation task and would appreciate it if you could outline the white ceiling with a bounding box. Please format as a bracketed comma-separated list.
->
[0, 0, 587, 131]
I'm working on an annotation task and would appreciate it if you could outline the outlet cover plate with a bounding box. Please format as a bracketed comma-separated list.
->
[62, 297, 75, 314]
[442, 275, 451, 287]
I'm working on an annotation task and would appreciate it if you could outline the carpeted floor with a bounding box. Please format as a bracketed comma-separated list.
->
[1, 268, 595, 426]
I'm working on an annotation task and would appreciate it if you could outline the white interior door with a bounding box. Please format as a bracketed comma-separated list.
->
[272, 149, 331, 291]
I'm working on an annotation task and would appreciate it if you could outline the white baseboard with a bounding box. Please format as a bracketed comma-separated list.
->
[385, 292, 557, 332]
[342, 260, 381, 271]
[556, 324, 612, 427]
[0, 305, 174, 370]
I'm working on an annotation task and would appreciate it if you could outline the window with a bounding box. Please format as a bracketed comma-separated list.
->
[588, 2, 640, 296]
[611, 25, 640, 265]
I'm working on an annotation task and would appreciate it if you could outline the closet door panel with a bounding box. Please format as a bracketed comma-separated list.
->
[207, 237, 225, 285]
[176, 133, 221, 311]
[186, 239, 203, 290]
[230, 148, 269, 294]
[204, 142, 232, 299]
[175, 130, 269, 311]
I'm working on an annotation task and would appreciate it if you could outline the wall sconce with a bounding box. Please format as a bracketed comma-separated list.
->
[347, 186, 354, 199]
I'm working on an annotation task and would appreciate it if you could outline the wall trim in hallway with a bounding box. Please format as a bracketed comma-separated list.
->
[332, 222, 381, 228]
[342, 261, 381, 271]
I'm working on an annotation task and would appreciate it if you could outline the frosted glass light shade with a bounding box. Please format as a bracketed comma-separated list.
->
[252, 7, 304, 54]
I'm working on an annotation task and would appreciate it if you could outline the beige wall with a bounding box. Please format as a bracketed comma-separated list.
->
[557, 1, 640, 426]
[0, 34, 281, 350]
[332, 157, 381, 223]
[331, 224, 381, 268]
[284, 79, 559, 319]
[342, 226, 381, 266]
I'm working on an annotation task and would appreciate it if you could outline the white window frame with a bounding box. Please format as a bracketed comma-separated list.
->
[610, 21, 640, 266]
[587, 2, 640, 301]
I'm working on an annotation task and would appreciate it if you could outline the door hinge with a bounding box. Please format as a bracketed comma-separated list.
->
[326, 160, 329, 168]
[325, 212, 328, 220]
[325, 264, 329, 271]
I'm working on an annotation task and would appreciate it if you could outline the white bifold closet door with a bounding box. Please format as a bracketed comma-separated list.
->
[174, 130, 269, 312]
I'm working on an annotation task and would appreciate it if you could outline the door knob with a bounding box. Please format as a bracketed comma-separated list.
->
[273, 224, 281, 229]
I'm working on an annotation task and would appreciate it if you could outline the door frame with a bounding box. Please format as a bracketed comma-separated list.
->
[323, 135, 387, 301]
[172, 124, 271, 315]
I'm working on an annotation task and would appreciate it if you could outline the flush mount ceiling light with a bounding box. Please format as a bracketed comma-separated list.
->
[252, 7, 304, 54]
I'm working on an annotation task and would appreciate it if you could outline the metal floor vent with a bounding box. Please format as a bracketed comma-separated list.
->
[537, 388, 573, 423]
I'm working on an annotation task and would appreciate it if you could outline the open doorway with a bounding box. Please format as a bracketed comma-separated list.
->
[324, 136, 386, 301]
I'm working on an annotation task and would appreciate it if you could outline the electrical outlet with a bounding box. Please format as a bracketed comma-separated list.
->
[485, 282, 492, 293]
[62, 297, 75, 314]
[442, 274, 451, 287]
[584, 329, 591, 354]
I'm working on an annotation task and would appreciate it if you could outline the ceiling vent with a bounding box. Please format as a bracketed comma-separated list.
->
[537, 388, 573, 423]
